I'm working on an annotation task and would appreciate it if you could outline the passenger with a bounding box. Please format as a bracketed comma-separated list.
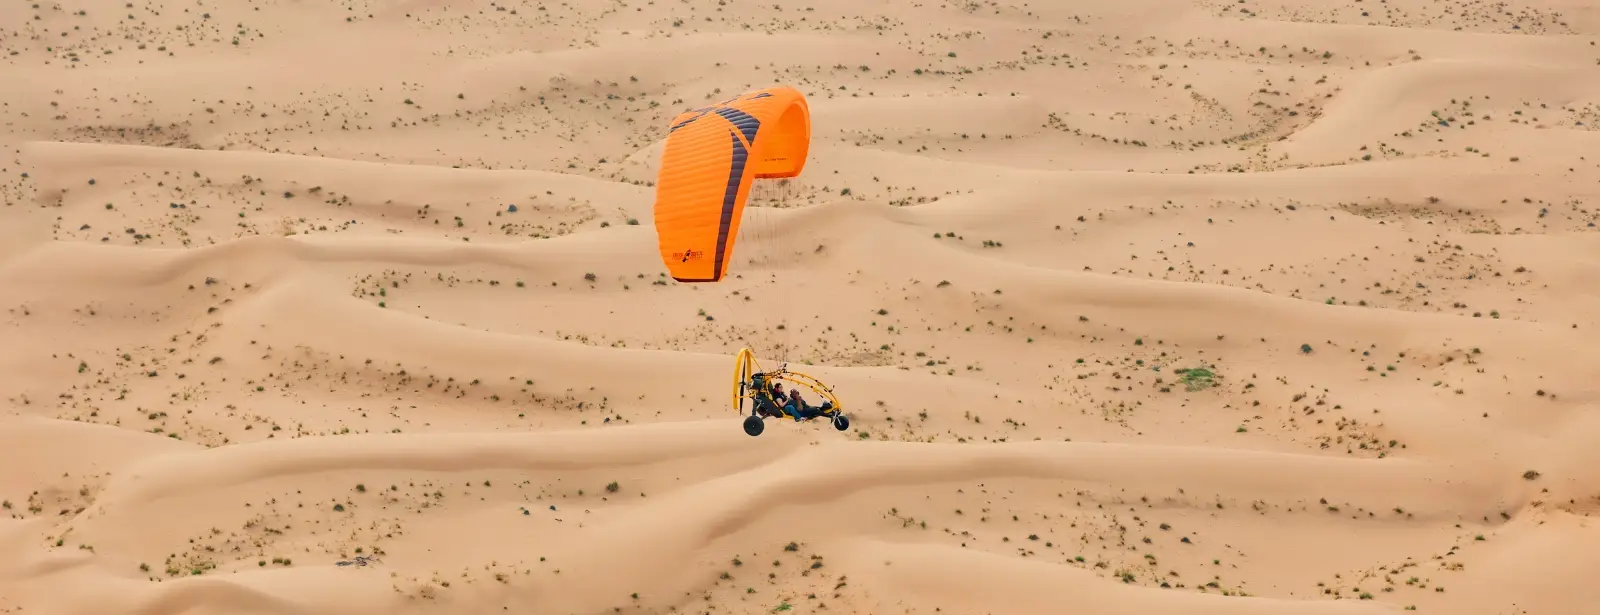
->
[783, 387, 821, 420]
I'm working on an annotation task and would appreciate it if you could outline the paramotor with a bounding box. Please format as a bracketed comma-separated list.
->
[732, 347, 849, 437]
[651, 85, 848, 436]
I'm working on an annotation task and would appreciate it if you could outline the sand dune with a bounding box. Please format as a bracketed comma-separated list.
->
[3, 0, 1598, 614]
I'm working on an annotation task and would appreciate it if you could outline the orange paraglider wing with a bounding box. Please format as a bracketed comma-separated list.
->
[653, 86, 810, 283]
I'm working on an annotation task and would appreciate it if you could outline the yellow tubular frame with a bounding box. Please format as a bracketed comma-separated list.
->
[731, 347, 843, 417]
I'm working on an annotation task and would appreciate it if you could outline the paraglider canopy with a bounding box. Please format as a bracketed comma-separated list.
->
[652, 86, 811, 283]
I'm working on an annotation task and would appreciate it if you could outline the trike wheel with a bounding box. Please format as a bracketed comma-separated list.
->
[743, 415, 766, 437]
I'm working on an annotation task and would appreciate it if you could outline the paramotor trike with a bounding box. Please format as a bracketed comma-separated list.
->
[732, 347, 849, 437]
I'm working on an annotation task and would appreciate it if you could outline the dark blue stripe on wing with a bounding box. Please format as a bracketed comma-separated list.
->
[669, 107, 716, 132]
[715, 107, 762, 146]
[712, 129, 748, 282]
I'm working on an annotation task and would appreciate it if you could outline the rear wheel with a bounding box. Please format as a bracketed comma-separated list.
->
[832, 413, 850, 431]
[743, 415, 766, 437]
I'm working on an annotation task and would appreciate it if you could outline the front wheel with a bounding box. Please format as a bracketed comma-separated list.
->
[743, 415, 766, 437]
[832, 413, 850, 431]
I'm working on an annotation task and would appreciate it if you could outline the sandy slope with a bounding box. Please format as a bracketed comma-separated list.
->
[2, 0, 1598, 613]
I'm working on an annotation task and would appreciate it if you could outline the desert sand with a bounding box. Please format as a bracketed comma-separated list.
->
[2, 0, 1599, 614]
